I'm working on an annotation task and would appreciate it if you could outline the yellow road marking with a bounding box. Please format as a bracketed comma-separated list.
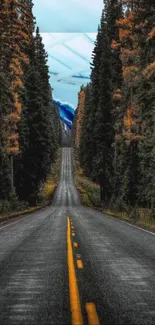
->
[86, 303, 100, 325]
[77, 259, 83, 269]
[67, 218, 83, 325]
[74, 242, 78, 247]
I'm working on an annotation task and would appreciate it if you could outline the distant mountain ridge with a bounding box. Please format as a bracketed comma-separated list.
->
[53, 99, 75, 129]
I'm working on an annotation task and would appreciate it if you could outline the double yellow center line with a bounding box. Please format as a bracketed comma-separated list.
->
[67, 217, 83, 325]
[67, 217, 100, 325]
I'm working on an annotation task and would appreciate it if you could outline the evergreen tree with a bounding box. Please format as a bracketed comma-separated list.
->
[74, 85, 85, 151]
[0, 0, 14, 198]
[79, 84, 93, 176]
[92, 8, 114, 203]
[137, 0, 155, 208]
[15, 28, 60, 204]
[115, 1, 143, 205]
[0, 1, 60, 205]
[115, 0, 155, 206]
[0, 74, 12, 199]
[87, 13, 105, 175]
[0, 0, 35, 195]
[74, 0, 155, 215]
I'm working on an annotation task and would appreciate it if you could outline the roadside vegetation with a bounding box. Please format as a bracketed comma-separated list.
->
[38, 149, 61, 205]
[72, 0, 155, 232]
[73, 158, 100, 209]
[0, 1, 61, 222]
[0, 149, 61, 223]
[73, 156, 155, 232]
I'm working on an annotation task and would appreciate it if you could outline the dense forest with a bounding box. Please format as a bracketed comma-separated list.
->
[0, 0, 60, 210]
[73, 0, 155, 215]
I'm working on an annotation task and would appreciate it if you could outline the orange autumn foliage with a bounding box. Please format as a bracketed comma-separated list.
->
[123, 132, 142, 144]
[120, 48, 140, 65]
[75, 88, 85, 149]
[119, 28, 131, 40]
[111, 40, 120, 51]
[13, 93, 22, 114]
[11, 77, 24, 91]
[0, 0, 34, 155]
[10, 59, 24, 76]
[148, 28, 155, 40]
[116, 2, 145, 148]
[113, 89, 122, 101]
[122, 66, 139, 81]
[143, 62, 155, 79]
[6, 134, 19, 154]
[123, 107, 135, 129]
[2, 0, 33, 154]
[8, 113, 21, 122]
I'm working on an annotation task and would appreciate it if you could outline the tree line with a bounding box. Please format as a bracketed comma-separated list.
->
[73, 0, 155, 214]
[0, 0, 60, 207]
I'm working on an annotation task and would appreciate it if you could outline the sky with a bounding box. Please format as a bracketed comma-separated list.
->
[33, 0, 103, 109]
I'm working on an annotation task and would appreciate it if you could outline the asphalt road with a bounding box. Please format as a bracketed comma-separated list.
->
[0, 147, 155, 325]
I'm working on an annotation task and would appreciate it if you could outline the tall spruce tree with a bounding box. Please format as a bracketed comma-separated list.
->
[74, 85, 85, 151]
[15, 28, 60, 204]
[79, 84, 93, 176]
[115, 0, 155, 207]
[0, 72, 12, 199]
[87, 14, 105, 175]
[115, 1, 143, 205]
[0, 0, 18, 198]
[0, 0, 35, 196]
[0, 1, 60, 205]
[74, 0, 155, 215]
[136, 0, 155, 208]
[92, 7, 114, 203]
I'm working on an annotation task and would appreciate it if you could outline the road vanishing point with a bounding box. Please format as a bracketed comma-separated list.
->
[0, 148, 155, 325]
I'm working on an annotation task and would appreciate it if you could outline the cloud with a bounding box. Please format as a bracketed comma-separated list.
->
[33, 0, 103, 32]
[33, 1, 102, 108]
[51, 81, 82, 107]
[41, 33, 95, 84]
[72, 0, 103, 13]
[41, 33, 96, 107]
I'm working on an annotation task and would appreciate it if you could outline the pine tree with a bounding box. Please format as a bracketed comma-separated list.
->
[0, 0, 14, 198]
[7, 0, 31, 162]
[0, 73, 12, 199]
[74, 85, 85, 151]
[115, 1, 143, 205]
[136, 0, 155, 208]
[0, 0, 35, 195]
[75, 0, 155, 214]
[87, 13, 105, 175]
[0, 1, 60, 205]
[92, 7, 114, 203]
[79, 84, 93, 176]
[104, 0, 123, 201]
[15, 28, 60, 204]
[72, 107, 78, 150]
